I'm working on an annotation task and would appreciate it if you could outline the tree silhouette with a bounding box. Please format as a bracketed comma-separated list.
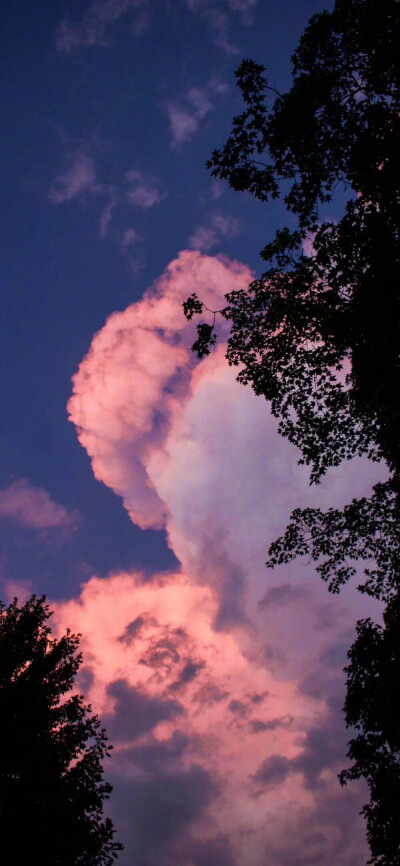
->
[184, 1, 400, 862]
[0, 594, 123, 866]
[339, 594, 400, 865]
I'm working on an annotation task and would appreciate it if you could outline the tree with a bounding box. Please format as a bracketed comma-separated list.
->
[184, 1, 400, 862]
[0, 594, 123, 866]
[339, 594, 400, 865]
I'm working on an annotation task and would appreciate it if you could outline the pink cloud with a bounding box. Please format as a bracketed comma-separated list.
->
[49, 154, 162, 243]
[121, 228, 140, 248]
[0, 479, 78, 531]
[189, 212, 240, 251]
[48, 153, 99, 204]
[65, 250, 386, 863]
[99, 187, 118, 237]
[68, 250, 250, 530]
[2, 579, 33, 605]
[52, 568, 369, 865]
[125, 169, 163, 208]
[166, 80, 228, 148]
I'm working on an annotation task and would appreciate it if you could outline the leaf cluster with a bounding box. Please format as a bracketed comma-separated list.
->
[267, 481, 400, 601]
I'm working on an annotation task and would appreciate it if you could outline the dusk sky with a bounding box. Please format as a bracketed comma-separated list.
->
[0, 2, 387, 863]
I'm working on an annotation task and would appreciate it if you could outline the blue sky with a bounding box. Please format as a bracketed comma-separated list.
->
[1, 3, 386, 864]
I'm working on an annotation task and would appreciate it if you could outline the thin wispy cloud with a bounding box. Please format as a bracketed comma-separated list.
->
[120, 228, 145, 273]
[225, 0, 258, 21]
[166, 80, 228, 148]
[121, 228, 140, 249]
[49, 150, 163, 253]
[99, 187, 118, 237]
[0, 479, 78, 532]
[48, 153, 99, 204]
[208, 9, 240, 55]
[186, 3, 239, 54]
[185, 0, 259, 53]
[55, 0, 259, 56]
[186, 0, 258, 22]
[125, 169, 164, 208]
[189, 212, 240, 251]
[55, 0, 151, 54]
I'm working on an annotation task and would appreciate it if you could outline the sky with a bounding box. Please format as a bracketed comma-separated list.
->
[0, 1, 387, 864]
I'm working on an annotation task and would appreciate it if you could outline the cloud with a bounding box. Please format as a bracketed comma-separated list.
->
[189, 213, 240, 251]
[99, 187, 118, 237]
[105, 678, 184, 741]
[125, 169, 164, 209]
[55, 1, 259, 56]
[252, 714, 350, 795]
[120, 228, 145, 275]
[252, 753, 292, 789]
[55, 0, 151, 54]
[68, 250, 250, 531]
[186, 0, 258, 23]
[185, 0, 259, 54]
[64, 249, 387, 863]
[68, 248, 383, 624]
[166, 80, 228, 148]
[121, 228, 140, 249]
[53, 567, 369, 866]
[258, 582, 308, 610]
[48, 152, 162, 250]
[0, 479, 78, 532]
[53, 570, 327, 865]
[109, 742, 216, 864]
[225, 0, 258, 20]
[48, 153, 99, 204]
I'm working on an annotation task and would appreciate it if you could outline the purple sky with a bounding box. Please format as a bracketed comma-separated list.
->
[1, 1, 386, 863]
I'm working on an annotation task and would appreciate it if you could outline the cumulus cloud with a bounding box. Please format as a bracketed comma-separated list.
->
[48, 153, 99, 204]
[53, 571, 327, 865]
[189, 212, 240, 251]
[105, 678, 184, 741]
[64, 249, 387, 863]
[68, 250, 250, 530]
[0, 479, 78, 532]
[166, 80, 228, 148]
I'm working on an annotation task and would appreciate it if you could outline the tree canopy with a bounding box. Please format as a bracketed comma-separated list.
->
[184, 1, 400, 862]
[186, 0, 400, 485]
[0, 594, 122, 866]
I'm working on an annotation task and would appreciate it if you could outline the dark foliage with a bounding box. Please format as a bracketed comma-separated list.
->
[0, 594, 123, 866]
[183, 1, 400, 862]
[188, 0, 400, 482]
[339, 595, 400, 865]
